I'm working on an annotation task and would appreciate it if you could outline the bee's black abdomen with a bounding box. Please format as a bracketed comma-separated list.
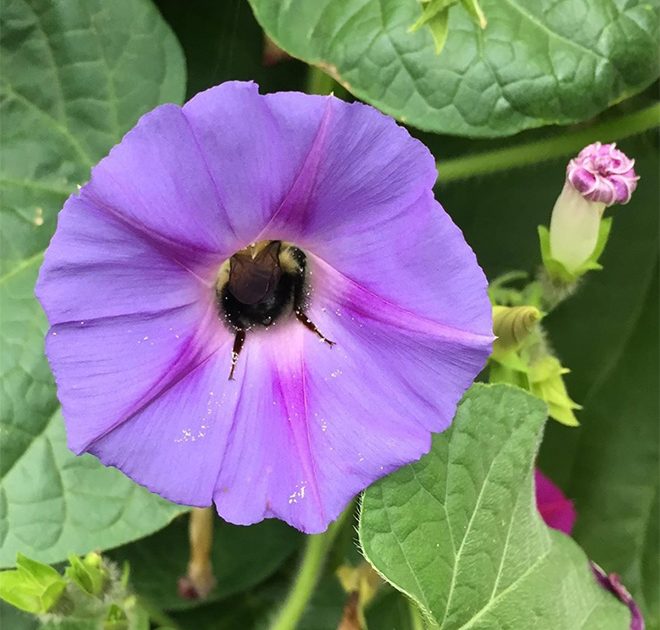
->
[218, 243, 307, 331]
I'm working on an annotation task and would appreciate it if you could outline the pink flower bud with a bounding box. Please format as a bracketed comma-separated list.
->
[567, 142, 638, 206]
[548, 143, 639, 273]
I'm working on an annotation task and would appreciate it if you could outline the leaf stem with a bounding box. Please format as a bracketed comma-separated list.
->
[269, 509, 351, 630]
[436, 102, 660, 184]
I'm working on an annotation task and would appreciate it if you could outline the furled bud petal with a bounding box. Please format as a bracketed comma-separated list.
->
[547, 143, 638, 274]
[591, 563, 645, 630]
[492, 305, 541, 355]
[567, 142, 638, 206]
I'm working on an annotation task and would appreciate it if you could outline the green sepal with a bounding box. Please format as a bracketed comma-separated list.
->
[409, 0, 457, 31]
[538, 218, 613, 283]
[104, 603, 129, 630]
[460, 0, 487, 28]
[410, 1, 453, 54]
[65, 553, 107, 598]
[0, 553, 66, 614]
[538, 226, 575, 283]
[528, 356, 581, 427]
[488, 356, 529, 389]
[426, 9, 450, 54]
[586, 216, 613, 267]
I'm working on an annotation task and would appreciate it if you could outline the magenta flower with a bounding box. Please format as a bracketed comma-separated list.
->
[36, 82, 492, 533]
[534, 469, 576, 535]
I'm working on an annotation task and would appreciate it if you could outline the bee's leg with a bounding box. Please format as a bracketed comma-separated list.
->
[295, 311, 335, 346]
[228, 329, 246, 380]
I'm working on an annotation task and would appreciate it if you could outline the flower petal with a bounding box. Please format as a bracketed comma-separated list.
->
[257, 95, 490, 335]
[534, 469, 577, 535]
[180, 82, 326, 245]
[88, 345, 242, 506]
[84, 103, 241, 265]
[212, 255, 491, 533]
[36, 195, 226, 454]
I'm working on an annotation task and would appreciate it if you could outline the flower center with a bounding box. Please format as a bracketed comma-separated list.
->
[216, 240, 306, 330]
[215, 240, 335, 380]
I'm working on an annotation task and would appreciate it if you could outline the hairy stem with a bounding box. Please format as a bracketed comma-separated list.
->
[270, 509, 352, 630]
[437, 102, 660, 184]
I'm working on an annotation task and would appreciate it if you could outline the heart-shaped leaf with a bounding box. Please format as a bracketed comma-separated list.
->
[359, 384, 629, 628]
[248, 0, 659, 136]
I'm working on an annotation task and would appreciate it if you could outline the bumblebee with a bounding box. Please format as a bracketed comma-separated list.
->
[216, 240, 334, 379]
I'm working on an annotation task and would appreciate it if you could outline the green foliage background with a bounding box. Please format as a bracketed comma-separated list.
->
[0, 0, 657, 628]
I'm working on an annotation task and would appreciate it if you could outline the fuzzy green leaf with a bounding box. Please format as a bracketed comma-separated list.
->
[359, 384, 629, 628]
[0, 0, 187, 568]
[248, 0, 659, 136]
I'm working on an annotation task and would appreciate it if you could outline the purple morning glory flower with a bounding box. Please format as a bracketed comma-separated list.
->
[36, 82, 492, 533]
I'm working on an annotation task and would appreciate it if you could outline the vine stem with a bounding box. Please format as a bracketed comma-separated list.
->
[436, 102, 660, 184]
[306, 66, 336, 95]
[269, 508, 352, 630]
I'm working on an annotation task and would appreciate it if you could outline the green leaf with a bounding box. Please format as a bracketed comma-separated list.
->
[0, 0, 187, 568]
[359, 384, 630, 628]
[109, 516, 301, 611]
[0, 408, 185, 568]
[247, 0, 659, 136]
[0, 599, 39, 630]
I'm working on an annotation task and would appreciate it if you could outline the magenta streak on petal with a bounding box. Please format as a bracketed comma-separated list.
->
[312, 254, 493, 346]
[179, 108, 240, 243]
[84, 190, 220, 287]
[74, 303, 231, 454]
[255, 97, 334, 239]
[47, 302, 196, 330]
[272, 355, 326, 523]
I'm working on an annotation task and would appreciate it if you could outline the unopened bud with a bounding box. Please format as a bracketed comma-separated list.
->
[492, 305, 541, 355]
[546, 143, 638, 274]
